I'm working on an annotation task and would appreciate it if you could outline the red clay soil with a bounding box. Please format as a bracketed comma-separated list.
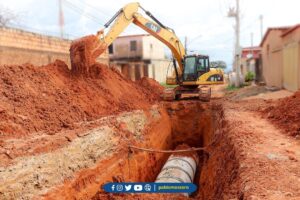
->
[262, 90, 300, 136]
[136, 77, 164, 101]
[172, 143, 199, 162]
[70, 34, 107, 74]
[0, 60, 162, 138]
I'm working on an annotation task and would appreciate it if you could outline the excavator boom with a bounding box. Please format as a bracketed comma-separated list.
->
[70, 2, 185, 77]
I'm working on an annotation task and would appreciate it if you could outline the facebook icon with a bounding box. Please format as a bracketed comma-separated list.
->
[111, 184, 115, 191]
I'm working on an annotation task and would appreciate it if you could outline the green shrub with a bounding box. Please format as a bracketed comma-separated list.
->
[245, 71, 255, 82]
[226, 84, 245, 91]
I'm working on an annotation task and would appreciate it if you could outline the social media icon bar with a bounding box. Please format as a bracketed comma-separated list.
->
[103, 182, 197, 193]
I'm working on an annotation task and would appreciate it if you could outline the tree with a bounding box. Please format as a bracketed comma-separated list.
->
[210, 60, 227, 69]
[0, 6, 17, 27]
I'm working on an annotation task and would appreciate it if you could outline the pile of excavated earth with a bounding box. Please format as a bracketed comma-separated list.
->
[261, 90, 300, 136]
[0, 60, 163, 137]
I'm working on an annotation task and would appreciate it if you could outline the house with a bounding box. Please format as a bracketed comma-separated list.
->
[241, 46, 261, 81]
[260, 26, 291, 88]
[260, 24, 300, 91]
[109, 34, 171, 83]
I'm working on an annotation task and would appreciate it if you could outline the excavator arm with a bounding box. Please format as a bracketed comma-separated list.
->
[70, 2, 185, 78]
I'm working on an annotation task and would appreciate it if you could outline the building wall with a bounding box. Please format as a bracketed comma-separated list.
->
[282, 28, 300, 91]
[142, 36, 165, 60]
[109, 35, 143, 59]
[240, 58, 248, 76]
[147, 60, 171, 83]
[0, 27, 109, 66]
[241, 47, 262, 81]
[110, 34, 166, 60]
[111, 59, 170, 83]
[261, 30, 284, 88]
[283, 43, 299, 91]
[109, 34, 170, 83]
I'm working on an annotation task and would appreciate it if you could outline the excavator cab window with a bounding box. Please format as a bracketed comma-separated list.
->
[196, 58, 206, 72]
[183, 56, 210, 81]
[183, 56, 198, 81]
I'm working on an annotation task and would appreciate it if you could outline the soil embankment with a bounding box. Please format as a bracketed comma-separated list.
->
[0, 60, 163, 138]
[261, 90, 300, 136]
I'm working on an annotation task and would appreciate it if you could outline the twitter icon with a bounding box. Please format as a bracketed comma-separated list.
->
[125, 185, 132, 191]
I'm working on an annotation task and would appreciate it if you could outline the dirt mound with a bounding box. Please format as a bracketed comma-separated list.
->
[136, 77, 164, 100]
[262, 90, 300, 136]
[0, 60, 162, 137]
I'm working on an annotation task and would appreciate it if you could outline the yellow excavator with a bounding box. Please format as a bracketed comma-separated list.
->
[70, 2, 224, 101]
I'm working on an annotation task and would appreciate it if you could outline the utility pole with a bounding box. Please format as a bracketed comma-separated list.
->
[259, 15, 263, 40]
[228, 0, 241, 87]
[184, 36, 188, 54]
[251, 32, 253, 57]
[58, 0, 64, 38]
[251, 32, 253, 47]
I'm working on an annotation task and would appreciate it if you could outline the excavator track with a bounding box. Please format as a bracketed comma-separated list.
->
[162, 88, 175, 101]
[162, 86, 211, 102]
[198, 86, 211, 102]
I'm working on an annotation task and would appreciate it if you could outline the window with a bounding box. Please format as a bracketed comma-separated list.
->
[197, 58, 206, 71]
[207, 74, 223, 82]
[108, 44, 113, 54]
[184, 57, 196, 74]
[130, 40, 137, 51]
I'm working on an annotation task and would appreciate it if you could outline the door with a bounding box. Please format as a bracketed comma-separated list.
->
[283, 43, 299, 91]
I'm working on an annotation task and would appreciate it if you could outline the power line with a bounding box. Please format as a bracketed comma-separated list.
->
[187, 34, 202, 45]
[74, 0, 111, 18]
[58, 0, 64, 38]
[62, 0, 132, 35]
[240, 18, 258, 33]
[63, 0, 105, 25]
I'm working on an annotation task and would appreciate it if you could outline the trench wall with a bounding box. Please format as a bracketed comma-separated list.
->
[43, 102, 214, 199]
[0, 101, 240, 200]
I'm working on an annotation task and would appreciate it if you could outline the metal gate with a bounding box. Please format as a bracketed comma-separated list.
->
[283, 42, 299, 91]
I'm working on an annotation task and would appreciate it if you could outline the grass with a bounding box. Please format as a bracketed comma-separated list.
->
[160, 83, 178, 88]
[226, 84, 245, 91]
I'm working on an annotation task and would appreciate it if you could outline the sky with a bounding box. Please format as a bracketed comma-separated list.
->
[0, 0, 300, 70]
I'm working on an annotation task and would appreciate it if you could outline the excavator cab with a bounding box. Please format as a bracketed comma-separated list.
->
[183, 55, 210, 82]
[163, 55, 213, 101]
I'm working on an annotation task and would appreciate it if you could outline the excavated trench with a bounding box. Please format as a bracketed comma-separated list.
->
[2, 101, 239, 200]
[42, 101, 239, 200]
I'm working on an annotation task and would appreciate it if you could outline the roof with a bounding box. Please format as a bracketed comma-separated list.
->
[259, 26, 292, 47]
[242, 46, 261, 51]
[281, 24, 300, 37]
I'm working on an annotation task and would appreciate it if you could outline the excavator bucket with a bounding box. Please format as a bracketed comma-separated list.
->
[69, 34, 107, 74]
